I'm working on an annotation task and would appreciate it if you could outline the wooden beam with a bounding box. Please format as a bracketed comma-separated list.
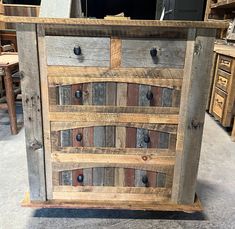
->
[16, 24, 46, 201]
[49, 112, 179, 124]
[172, 28, 216, 204]
[2, 16, 229, 28]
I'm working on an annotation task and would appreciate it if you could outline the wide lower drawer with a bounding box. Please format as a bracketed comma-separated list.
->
[121, 39, 186, 68]
[211, 88, 226, 120]
[46, 36, 110, 67]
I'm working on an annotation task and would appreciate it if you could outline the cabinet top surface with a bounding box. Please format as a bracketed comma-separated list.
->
[214, 44, 235, 58]
[2, 16, 228, 29]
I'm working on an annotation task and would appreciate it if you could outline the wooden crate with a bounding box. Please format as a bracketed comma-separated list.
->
[2, 0, 228, 211]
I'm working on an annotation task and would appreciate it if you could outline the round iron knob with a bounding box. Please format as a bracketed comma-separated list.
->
[75, 90, 83, 99]
[144, 134, 150, 144]
[76, 133, 83, 142]
[150, 48, 157, 57]
[77, 174, 84, 183]
[142, 175, 148, 184]
[74, 45, 82, 56]
[146, 91, 153, 101]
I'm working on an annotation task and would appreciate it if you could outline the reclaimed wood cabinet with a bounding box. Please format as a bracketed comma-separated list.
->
[2, 0, 227, 211]
[209, 44, 235, 141]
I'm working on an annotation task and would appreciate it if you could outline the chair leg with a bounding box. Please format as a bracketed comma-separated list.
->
[4, 67, 17, 135]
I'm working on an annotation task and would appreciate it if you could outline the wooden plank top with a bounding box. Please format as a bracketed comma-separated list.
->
[1, 16, 229, 29]
[0, 52, 18, 67]
[214, 43, 235, 58]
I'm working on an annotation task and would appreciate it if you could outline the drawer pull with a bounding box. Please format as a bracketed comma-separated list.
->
[150, 48, 157, 58]
[75, 90, 83, 99]
[146, 91, 153, 100]
[77, 174, 84, 183]
[76, 133, 83, 142]
[143, 134, 150, 143]
[74, 45, 82, 56]
[142, 175, 148, 184]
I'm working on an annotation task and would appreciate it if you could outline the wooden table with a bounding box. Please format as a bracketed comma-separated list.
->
[0, 52, 19, 135]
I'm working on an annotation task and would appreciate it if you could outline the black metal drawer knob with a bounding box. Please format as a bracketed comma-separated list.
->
[75, 90, 83, 99]
[74, 45, 82, 56]
[150, 48, 157, 57]
[76, 133, 83, 142]
[142, 175, 148, 184]
[144, 134, 150, 144]
[77, 174, 84, 183]
[146, 91, 153, 101]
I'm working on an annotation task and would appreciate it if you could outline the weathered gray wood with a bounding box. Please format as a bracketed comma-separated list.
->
[40, 0, 72, 18]
[92, 82, 106, 186]
[16, 24, 46, 201]
[172, 28, 216, 204]
[46, 36, 110, 67]
[59, 86, 72, 186]
[157, 173, 166, 187]
[121, 39, 186, 68]
[104, 82, 116, 186]
[162, 88, 173, 107]
[135, 85, 150, 187]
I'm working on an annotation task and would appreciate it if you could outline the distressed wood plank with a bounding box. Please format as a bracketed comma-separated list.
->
[51, 122, 178, 134]
[16, 23, 46, 201]
[46, 36, 110, 67]
[49, 112, 179, 124]
[92, 82, 106, 186]
[37, 25, 53, 199]
[122, 39, 186, 68]
[172, 28, 216, 204]
[50, 105, 179, 114]
[48, 76, 182, 89]
[48, 66, 184, 79]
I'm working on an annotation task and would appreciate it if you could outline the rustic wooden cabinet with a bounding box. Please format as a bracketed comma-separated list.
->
[2, 0, 227, 211]
[209, 44, 235, 141]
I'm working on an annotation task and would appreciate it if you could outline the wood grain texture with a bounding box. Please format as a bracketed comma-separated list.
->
[92, 82, 106, 186]
[172, 28, 216, 204]
[51, 122, 178, 134]
[48, 66, 184, 79]
[49, 112, 179, 124]
[122, 39, 186, 68]
[16, 24, 46, 201]
[37, 25, 53, 199]
[48, 76, 182, 89]
[46, 36, 110, 67]
[58, 86, 72, 186]
[3, 16, 228, 28]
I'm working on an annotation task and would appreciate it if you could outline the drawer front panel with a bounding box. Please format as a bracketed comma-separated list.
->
[215, 69, 230, 93]
[218, 55, 233, 73]
[46, 36, 110, 66]
[212, 88, 226, 119]
[51, 126, 177, 150]
[58, 168, 170, 188]
[49, 83, 181, 108]
[121, 39, 186, 68]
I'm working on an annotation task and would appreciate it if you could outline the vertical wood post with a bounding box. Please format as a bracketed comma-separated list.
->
[172, 28, 216, 204]
[16, 24, 46, 201]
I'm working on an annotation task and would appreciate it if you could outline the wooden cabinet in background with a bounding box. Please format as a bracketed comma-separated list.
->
[209, 44, 235, 141]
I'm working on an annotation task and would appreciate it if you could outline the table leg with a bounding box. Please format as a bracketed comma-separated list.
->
[4, 67, 17, 135]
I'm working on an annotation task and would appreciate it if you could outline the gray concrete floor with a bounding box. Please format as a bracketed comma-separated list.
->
[0, 104, 235, 229]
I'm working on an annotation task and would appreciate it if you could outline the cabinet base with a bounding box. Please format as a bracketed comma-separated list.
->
[21, 192, 203, 213]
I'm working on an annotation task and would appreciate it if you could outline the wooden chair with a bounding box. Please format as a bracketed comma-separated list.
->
[0, 44, 20, 135]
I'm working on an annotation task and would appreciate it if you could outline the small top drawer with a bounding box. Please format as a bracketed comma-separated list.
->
[121, 39, 186, 68]
[215, 69, 231, 93]
[218, 55, 233, 73]
[46, 36, 110, 67]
